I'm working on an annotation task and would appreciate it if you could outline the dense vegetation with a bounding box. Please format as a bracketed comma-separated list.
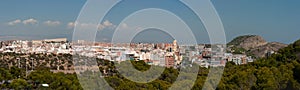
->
[0, 67, 82, 89]
[0, 39, 300, 89]
[0, 53, 74, 71]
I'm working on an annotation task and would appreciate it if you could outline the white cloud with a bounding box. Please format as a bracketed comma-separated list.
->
[7, 18, 38, 26]
[116, 23, 141, 31]
[67, 22, 76, 28]
[67, 20, 116, 30]
[8, 19, 21, 26]
[98, 20, 116, 30]
[67, 21, 98, 29]
[103, 20, 113, 27]
[97, 24, 105, 30]
[22, 18, 38, 25]
[43, 20, 61, 26]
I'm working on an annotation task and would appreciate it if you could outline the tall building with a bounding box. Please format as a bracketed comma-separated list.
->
[173, 40, 182, 64]
[173, 40, 178, 52]
[165, 53, 175, 68]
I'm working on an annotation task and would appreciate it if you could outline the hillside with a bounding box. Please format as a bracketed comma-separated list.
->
[279, 39, 300, 60]
[228, 35, 287, 58]
[249, 42, 288, 57]
[228, 35, 267, 50]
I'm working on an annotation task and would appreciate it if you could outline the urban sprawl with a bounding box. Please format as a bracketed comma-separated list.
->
[0, 38, 254, 69]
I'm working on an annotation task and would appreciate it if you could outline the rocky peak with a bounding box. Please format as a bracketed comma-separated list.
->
[228, 35, 287, 58]
[228, 35, 268, 50]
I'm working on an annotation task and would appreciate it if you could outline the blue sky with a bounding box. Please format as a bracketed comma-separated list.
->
[0, 0, 299, 44]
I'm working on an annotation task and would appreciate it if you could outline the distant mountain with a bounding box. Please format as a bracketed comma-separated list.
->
[228, 35, 268, 50]
[228, 35, 287, 58]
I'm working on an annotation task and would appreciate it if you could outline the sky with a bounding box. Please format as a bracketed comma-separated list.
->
[0, 0, 299, 44]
